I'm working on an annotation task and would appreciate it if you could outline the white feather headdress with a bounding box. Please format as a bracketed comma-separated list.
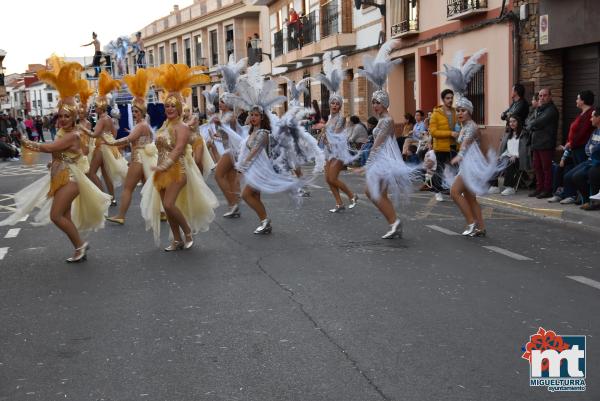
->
[434, 49, 486, 113]
[218, 54, 248, 94]
[225, 77, 286, 114]
[314, 52, 345, 104]
[357, 40, 401, 108]
[283, 77, 311, 107]
[202, 83, 220, 114]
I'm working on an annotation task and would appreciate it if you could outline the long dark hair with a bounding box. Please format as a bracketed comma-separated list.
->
[404, 113, 416, 125]
[311, 99, 321, 121]
[508, 116, 522, 138]
[249, 110, 271, 133]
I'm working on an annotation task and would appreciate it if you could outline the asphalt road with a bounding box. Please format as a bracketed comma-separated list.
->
[0, 159, 598, 401]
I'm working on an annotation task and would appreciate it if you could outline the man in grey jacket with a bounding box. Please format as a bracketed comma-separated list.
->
[528, 88, 559, 198]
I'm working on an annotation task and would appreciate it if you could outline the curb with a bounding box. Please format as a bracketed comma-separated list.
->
[479, 195, 600, 232]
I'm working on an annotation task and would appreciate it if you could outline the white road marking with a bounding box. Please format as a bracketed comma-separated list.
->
[426, 225, 460, 236]
[567, 276, 600, 291]
[0, 247, 8, 260]
[482, 246, 532, 261]
[4, 228, 20, 238]
[18, 214, 29, 222]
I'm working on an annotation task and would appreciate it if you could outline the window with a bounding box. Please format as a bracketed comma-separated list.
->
[195, 35, 204, 66]
[47, 93, 53, 102]
[320, 80, 330, 120]
[465, 65, 485, 125]
[159, 46, 165, 64]
[303, 71, 311, 108]
[148, 50, 154, 67]
[225, 25, 234, 60]
[210, 30, 218, 66]
[184, 38, 191, 67]
[171, 42, 178, 64]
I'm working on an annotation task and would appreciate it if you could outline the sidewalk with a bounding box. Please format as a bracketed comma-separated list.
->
[479, 191, 600, 231]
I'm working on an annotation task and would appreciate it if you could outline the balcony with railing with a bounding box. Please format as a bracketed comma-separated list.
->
[391, 0, 419, 38]
[391, 18, 419, 38]
[321, 2, 339, 38]
[273, 30, 284, 58]
[447, 0, 488, 20]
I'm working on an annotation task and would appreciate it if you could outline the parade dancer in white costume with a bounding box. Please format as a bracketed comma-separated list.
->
[87, 71, 128, 204]
[0, 62, 111, 262]
[280, 76, 324, 193]
[315, 52, 358, 213]
[435, 50, 499, 237]
[227, 77, 306, 234]
[358, 40, 419, 239]
[201, 84, 223, 163]
[140, 64, 218, 251]
[213, 56, 248, 218]
[105, 68, 156, 225]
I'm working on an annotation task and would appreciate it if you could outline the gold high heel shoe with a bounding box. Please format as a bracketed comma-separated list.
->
[106, 216, 125, 225]
[66, 242, 89, 263]
[164, 241, 184, 252]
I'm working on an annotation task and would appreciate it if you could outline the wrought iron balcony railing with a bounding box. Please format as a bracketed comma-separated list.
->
[274, 30, 284, 58]
[391, 18, 419, 37]
[321, 2, 339, 38]
[447, 0, 487, 19]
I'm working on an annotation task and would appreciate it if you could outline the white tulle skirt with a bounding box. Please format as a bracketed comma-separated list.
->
[325, 130, 359, 165]
[237, 140, 303, 195]
[137, 143, 159, 180]
[220, 124, 248, 157]
[99, 143, 128, 187]
[445, 144, 505, 196]
[0, 158, 111, 232]
[140, 146, 219, 246]
[366, 136, 420, 205]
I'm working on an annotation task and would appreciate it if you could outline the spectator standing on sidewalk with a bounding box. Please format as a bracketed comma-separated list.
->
[528, 88, 559, 199]
[35, 116, 45, 142]
[501, 83, 529, 127]
[429, 89, 459, 201]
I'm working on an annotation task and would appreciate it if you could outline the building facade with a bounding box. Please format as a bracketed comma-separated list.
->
[252, 0, 385, 121]
[515, 0, 600, 142]
[387, 0, 515, 149]
[136, 0, 266, 114]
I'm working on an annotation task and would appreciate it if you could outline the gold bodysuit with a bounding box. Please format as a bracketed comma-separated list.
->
[48, 129, 86, 196]
[153, 122, 188, 191]
[131, 129, 153, 163]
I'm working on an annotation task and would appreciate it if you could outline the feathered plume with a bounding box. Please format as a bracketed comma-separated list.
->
[314, 51, 345, 94]
[434, 49, 487, 94]
[123, 68, 151, 99]
[97, 71, 121, 97]
[357, 40, 401, 90]
[37, 62, 83, 99]
[218, 55, 248, 93]
[202, 84, 220, 105]
[283, 77, 311, 104]
[153, 64, 211, 97]
[227, 78, 286, 113]
[77, 79, 95, 108]
[244, 63, 264, 94]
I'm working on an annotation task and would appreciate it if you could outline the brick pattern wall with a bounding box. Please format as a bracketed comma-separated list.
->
[514, 0, 564, 137]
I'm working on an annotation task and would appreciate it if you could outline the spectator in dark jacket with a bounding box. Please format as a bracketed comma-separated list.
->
[501, 83, 529, 127]
[565, 90, 594, 165]
[528, 88, 559, 198]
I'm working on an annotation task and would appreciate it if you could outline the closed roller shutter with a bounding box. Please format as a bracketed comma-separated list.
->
[563, 44, 600, 142]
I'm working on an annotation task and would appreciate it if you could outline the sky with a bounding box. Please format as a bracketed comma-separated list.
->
[1, 0, 194, 74]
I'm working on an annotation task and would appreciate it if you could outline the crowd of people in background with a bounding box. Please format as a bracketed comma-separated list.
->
[3, 81, 600, 212]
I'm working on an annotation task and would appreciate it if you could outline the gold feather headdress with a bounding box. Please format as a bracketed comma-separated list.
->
[77, 79, 95, 113]
[37, 61, 83, 118]
[95, 71, 121, 111]
[152, 64, 210, 115]
[123, 68, 151, 115]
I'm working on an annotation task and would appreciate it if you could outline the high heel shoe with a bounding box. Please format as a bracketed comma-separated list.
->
[461, 223, 477, 236]
[329, 204, 345, 213]
[184, 233, 194, 249]
[106, 216, 125, 225]
[381, 219, 402, 239]
[348, 194, 359, 209]
[253, 219, 272, 234]
[110, 198, 117, 207]
[164, 241, 184, 252]
[223, 204, 241, 218]
[66, 242, 89, 263]
[469, 228, 487, 237]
